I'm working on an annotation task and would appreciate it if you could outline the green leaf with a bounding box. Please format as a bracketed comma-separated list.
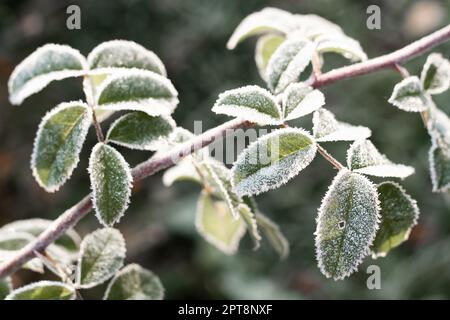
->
[371, 182, 419, 258]
[312, 108, 371, 142]
[0, 231, 35, 251]
[104, 264, 164, 300]
[232, 128, 317, 196]
[5, 281, 75, 300]
[255, 34, 285, 81]
[76, 228, 126, 289]
[89, 143, 133, 227]
[421, 53, 450, 95]
[255, 212, 289, 259]
[0, 277, 12, 300]
[388, 76, 431, 112]
[106, 111, 175, 150]
[266, 37, 314, 94]
[282, 83, 325, 121]
[88, 40, 166, 76]
[315, 170, 380, 280]
[212, 85, 282, 125]
[31, 101, 92, 192]
[315, 34, 367, 62]
[347, 139, 415, 178]
[8, 44, 87, 105]
[96, 70, 178, 117]
[293, 14, 343, 39]
[238, 203, 262, 249]
[196, 191, 246, 255]
[162, 158, 202, 187]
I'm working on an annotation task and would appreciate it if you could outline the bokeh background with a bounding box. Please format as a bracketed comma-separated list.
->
[1, 0, 450, 299]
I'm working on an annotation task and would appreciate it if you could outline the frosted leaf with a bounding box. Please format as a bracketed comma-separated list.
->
[238, 203, 262, 249]
[282, 83, 325, 121]
[315, 33, 368, 62]
[313, 109, 371, 142]
[5, 281, 76, 300]
[104, 264, 164, 300]
[212, 85, 282, 125]
[315, 170, 380, 280]
[347, 139, 415, 178]
[255, 212, 289, 259]
[88, 40, 166, 76]
[76, 228, 126, 289]
[231, 128, 317, 197]
[106, 111, 175, 151]
[162, 158, 201, 187]
[421, 53, 450, 95]
[0, 277, 12, 300]
[195, 191, 246, 255]
[96, 69, 179, 117]
[31, 101, 91, 193]
[255, 34, 285, 81]
[226, 7, 295, 50]
[266, 37, 315, 93]
[291, 14, 343, 39]
[371, 182, 419, 258]
[388, 76, 430, 112]
[8, 44, 87, 105]
[89, 143, 133, 227]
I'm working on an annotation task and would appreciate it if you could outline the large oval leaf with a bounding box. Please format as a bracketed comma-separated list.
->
[5, 281, 75, 300]
[32, 101, 92, 192]
[231, 128, 317, 197]
[315, 170, 379, 280]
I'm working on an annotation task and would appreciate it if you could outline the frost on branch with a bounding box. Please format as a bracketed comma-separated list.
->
[0, 277, 12, 300]
[315, 33, 368, 62]
[89, 143, 133, 227]
[5, 281, 76, 300]
[8, 44, 87, 105]
[388, 76, 430, 112]
[212, 85, 282, 125]
[76, 228, 126, 289]
[312, 108, 371, 142]
[281, 83, 325, 121]
[255, 34, 285, 81]
[420, 53, 450, 95]
[347, 139, 415, 179]
[0, 232, 44, 274]
[231, 128, 317, 197]
[32, 101, 92, 193]
[315, 170, 380, 280]
[371, 182, 419, 258]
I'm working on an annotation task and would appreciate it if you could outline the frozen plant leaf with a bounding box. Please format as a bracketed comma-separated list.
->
[0, 277, 12, 300]
[212, 85, 282, 125]
[256, 212, 289, 259]
[292, 14, 343, 39]
[282, 83, 325, 121]
[388, 76, 430, 112]
[8, 44, 87, 105]
[255, 34, 285, 81]
[371, 182, 419, 258]
[238, 204, 262, 249]
[196, 191, 246, 255]
[347, 139, 415, 178]
[96, 70, 178, 117]
[76, 228, 126, 289]
[266, 37, 315, 93]
[315, 34, 368, 62]
[89, 143, 132, 227]
[312, 108, 371, 142]
[162, 158, 201, 187]
[227, 7, 295, 50]
[31, 102, 92, 192]
[5, 281, 75, 300]
[232, 128, 317, 197]
[106, 111, 175, 150]
[104, 264, 164, 300]
[315, 170, 379, 280]
[421, 53, 450, 95]
[88, 40, 166, 76]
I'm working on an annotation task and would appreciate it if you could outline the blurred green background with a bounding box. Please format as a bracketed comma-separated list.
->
[1, 0, 450, 299]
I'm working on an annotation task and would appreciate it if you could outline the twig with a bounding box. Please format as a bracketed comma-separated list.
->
[83, 76, 105, 142]
[317, 144, 344, 170]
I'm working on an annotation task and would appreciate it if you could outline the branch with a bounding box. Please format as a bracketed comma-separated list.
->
[1, 23, 450, 279]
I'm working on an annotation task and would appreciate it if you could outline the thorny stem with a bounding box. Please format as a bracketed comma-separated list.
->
[83, 75, 105, 142]
[317, 144, 344, 170]
[1, 24, 450, 279]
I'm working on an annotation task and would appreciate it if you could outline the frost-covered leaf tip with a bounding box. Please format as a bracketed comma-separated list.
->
[281, 83, 325, 121]
[5, 281, 76, 300]
[421, 53, 450, 95]
[315, 33, 368, 62]
[388, 76, 430, 112]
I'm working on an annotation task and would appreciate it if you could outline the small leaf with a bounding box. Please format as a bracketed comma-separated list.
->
[315, 170, 380, 280]
[5, 281, 75, 300]
[421, 53, 450, 95]
[315, 34, 368, 62]
[106, 111, 175, 150]
[371, 182, 419, 258]
[162, 158, 202, 187]
[8, 44, 87, 105]
[266, 37, 315, 93]
[282, 83, 325, 121]
[96, 70, 178, 117]
[31, 101, 92, 192]
[196, 191, 246, 255]
[238, 203, 262, 249]
[104, 264, 164, 300]
[347, 139, 415, 178]
[255, 212, 289, 259]
[0, 277, 12, 300]
[232, 128, 317, 197]
[388, 76, 430, 112]
[212, 85, 282, 125]
[88, 40, 166, 76]
[76, 228, 126, 289]
[89, 143, 133, 227]
[255, 34, 285, 81]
